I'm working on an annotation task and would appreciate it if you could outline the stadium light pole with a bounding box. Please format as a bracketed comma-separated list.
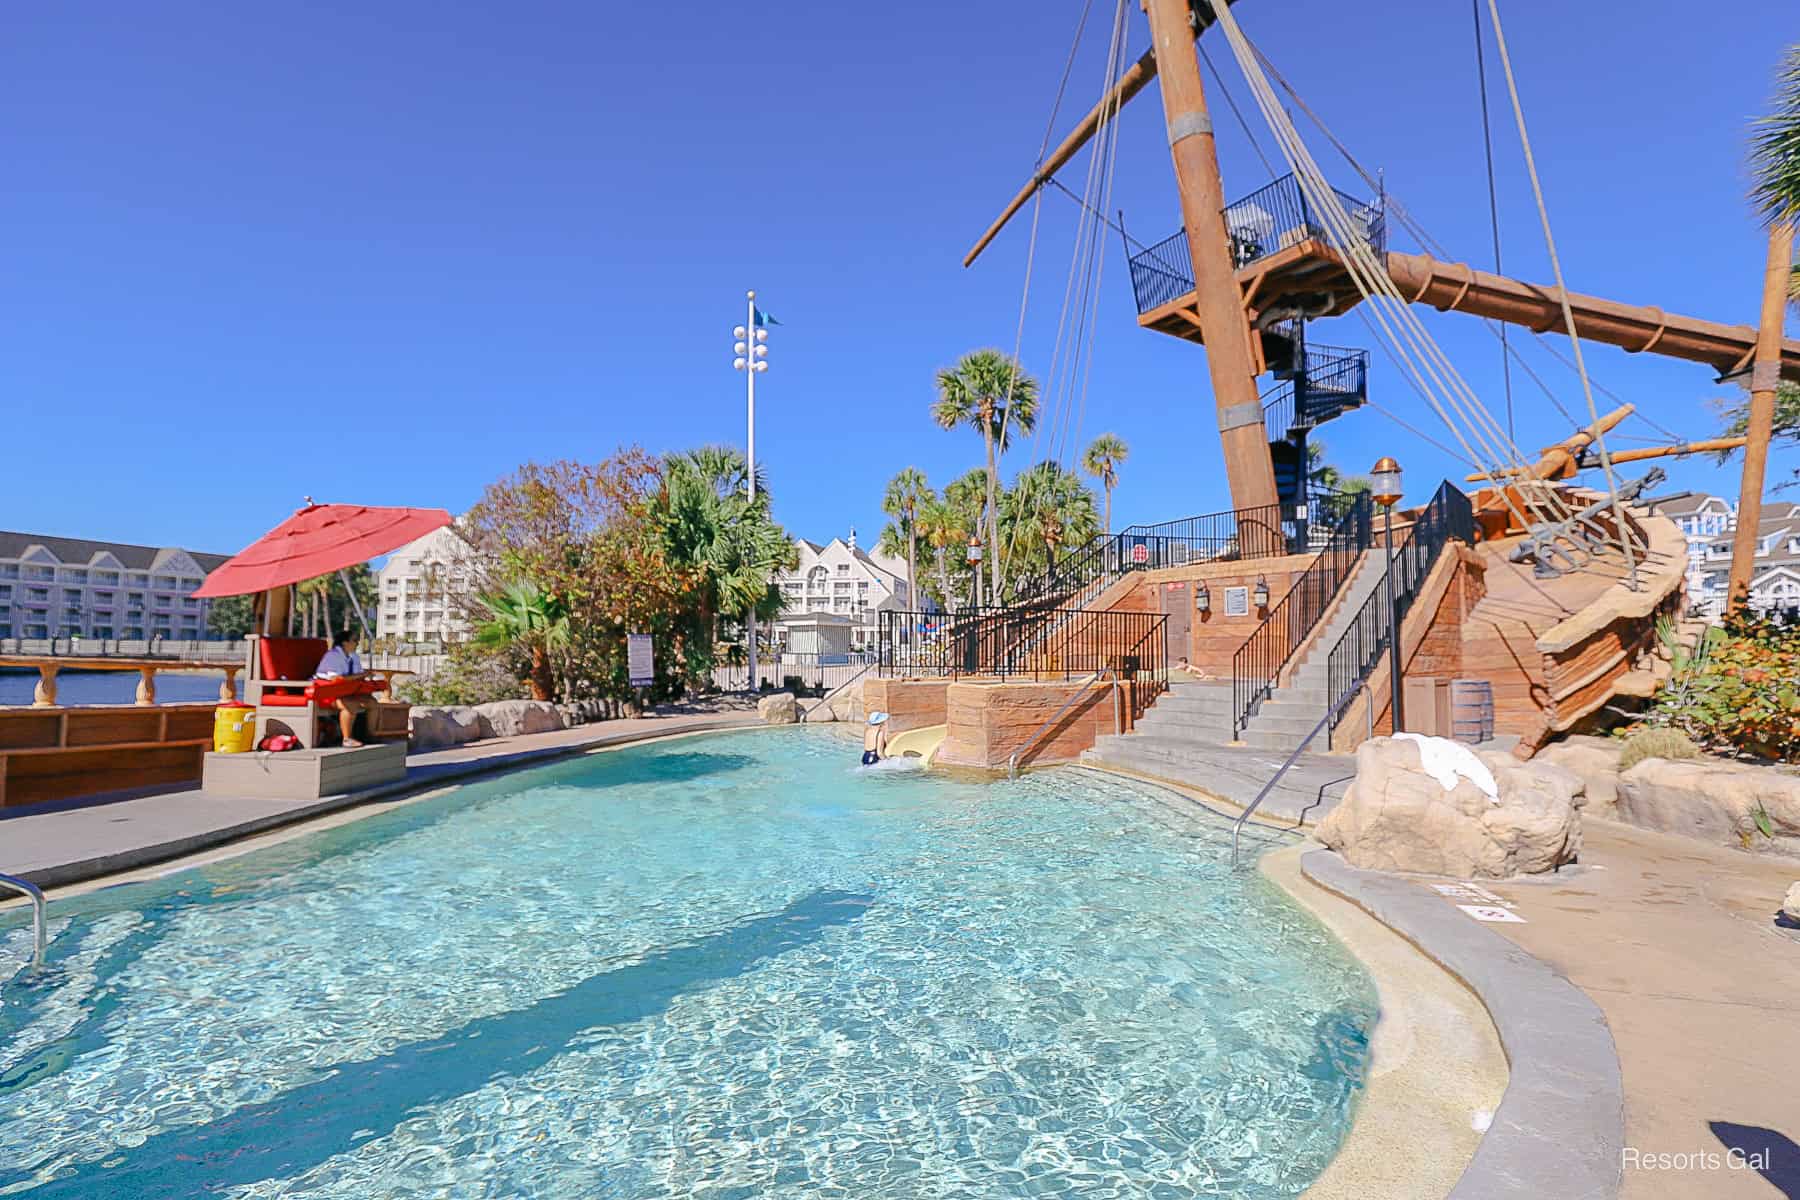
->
[732, 291, 770, 691]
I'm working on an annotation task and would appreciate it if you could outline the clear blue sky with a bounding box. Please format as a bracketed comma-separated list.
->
[2, 0, 1791, 558]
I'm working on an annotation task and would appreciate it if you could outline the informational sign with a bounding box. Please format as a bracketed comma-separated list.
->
[1223, 586, 1250, 617]
[1131, 541, 1149, 565]
[626, 633, 655, 688]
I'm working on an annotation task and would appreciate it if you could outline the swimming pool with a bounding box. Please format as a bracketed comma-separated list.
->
[0, 727, 1374, 1198]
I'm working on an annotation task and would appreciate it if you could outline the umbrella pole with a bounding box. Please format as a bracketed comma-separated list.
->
[337, 569, 373, 643]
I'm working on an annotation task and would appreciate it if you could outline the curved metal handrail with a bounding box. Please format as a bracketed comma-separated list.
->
[799, 659, 877, 722]
[1230, 680, 1368, 868]
[1007, 668, 1116, 779]
[0, 872, 47, 971]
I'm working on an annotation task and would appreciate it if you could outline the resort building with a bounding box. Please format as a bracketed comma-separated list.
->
[1647, 491, 1800, 618]
[0, 531, 228, 642]
[770, 528, 920, 653]
[375, 525, 484, 645]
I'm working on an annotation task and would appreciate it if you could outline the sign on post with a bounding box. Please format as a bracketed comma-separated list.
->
[626, 633, 655, 688]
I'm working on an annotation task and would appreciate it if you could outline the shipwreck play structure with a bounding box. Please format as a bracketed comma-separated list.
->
[869, 0, 1794, 776]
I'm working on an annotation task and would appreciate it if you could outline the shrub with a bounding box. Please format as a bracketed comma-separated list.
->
[1634, 611, 1800, 762]
[396, 645, 529, 707]
[1617, 727, 1701, 771]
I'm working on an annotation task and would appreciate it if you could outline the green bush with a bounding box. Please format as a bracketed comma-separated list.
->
[1617, 727, 1701, 771]
[1634, 611, 1800, 762]
[396, 645, 529, 707]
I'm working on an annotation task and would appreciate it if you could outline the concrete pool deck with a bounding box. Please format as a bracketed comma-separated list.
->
[0, 712, 762, 889]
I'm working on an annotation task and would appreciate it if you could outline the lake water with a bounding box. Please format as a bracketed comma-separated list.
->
[0, 670, 232, 708]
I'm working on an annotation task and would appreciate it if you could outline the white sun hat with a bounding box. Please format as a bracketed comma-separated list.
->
[868, 711, 889, 725]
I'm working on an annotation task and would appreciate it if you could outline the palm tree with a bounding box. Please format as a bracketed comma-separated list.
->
[297, 575, 333, 639]
[881, 467, 931, 610]
[1080, 434, 1129, 532]
[1004, 462, 1100, 587]
[474, 579, 568, 700]
[933, 349, 1039, 599]
[913, 495, 964, 609]
[1750, 45, 1800, 302]
[661, 449, 798, 674]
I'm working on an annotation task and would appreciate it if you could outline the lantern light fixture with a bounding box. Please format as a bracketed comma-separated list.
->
[1252, 575, 1271, 609]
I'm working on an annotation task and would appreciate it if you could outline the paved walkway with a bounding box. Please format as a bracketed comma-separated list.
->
[1481, 819, 1800, 1199]
[1, 712, 761, 889]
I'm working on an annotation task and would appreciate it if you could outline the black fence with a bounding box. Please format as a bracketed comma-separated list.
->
[877, 606, 1167, 688]
[1125, 230, 1197, 315]
[1325, 481, 1475, 732]
[1007, 498, 1339, 612]
[1222, 173, 1386, 271]
[1231, 492, 1374, 737]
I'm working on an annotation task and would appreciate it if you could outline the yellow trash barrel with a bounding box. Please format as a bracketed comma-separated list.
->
[214, 702, 256, 753]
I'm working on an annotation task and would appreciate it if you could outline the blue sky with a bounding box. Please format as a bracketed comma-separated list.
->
[2, 0, 1792, 559]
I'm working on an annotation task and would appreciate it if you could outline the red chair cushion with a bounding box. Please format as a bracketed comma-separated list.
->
[260, 692, 314, 708]
[259, 637, 328, 683]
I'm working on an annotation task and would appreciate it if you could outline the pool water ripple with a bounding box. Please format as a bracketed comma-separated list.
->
[0, 727, 1373, 1198]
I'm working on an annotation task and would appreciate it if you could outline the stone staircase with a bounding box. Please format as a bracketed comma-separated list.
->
[1087, 546, 1389, 767]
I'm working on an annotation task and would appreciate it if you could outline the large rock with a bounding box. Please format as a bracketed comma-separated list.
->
[475, 699, 565, 738]
[757, 691, 800, 725]
[1784, 882, 1800, 923]
[1535, 735, 1622, 818]
[409, 705, 488, 750]
[1615, 759, 1800, 856]
[1317, 736, 1585, 878]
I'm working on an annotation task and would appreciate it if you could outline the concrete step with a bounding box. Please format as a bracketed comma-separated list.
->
[1143, 694, 1236, 718]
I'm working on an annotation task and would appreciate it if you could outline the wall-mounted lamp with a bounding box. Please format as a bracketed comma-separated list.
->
[1194, 583, 1210, 614]
[1252, 575, 1271, 609]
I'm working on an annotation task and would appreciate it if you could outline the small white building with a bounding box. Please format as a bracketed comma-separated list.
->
[1649, 491, 1800, 618]
[770, 528, 919, 652]
[376, 526, 484, 645]
[0, 532, 227, 642]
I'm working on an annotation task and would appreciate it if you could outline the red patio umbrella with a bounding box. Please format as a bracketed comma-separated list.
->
[195, 502, 453, 598]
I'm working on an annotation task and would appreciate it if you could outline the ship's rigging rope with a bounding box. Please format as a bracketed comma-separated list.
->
[996, 0, 1132, 594]
[1481, 0, 1638, 585]
[1470, 0, 1516, 442]
[1202, 2, 1565, 537]
[1246, 38, 1688, 449]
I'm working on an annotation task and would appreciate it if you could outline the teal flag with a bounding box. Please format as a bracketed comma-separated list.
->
[754, 306, 781, 328]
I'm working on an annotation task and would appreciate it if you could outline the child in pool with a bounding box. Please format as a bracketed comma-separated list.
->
[861, 712, 890, 765]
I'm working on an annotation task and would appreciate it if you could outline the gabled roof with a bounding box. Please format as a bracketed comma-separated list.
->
[0, 531, 228, 573]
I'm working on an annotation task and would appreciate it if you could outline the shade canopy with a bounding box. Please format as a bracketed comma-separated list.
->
[194, 503, 453, 598]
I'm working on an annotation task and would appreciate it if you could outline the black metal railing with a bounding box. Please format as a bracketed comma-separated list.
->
[1126, 230, 1196, 315]
[1262, 381, 1297, 441]
[1231, 491, 1374, 737]
[1325, 481, 1475, 733]
[877, 606, 1167, 695]
[1005, 502, 1296, 610]
[1222, 173, 1386, 271]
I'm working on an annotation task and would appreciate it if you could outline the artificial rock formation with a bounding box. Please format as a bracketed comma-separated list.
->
[1317, 736, 1585, 879]
[1534, 735, 1623, 819]
[478, 700, 565, 739]
[1615, 759, 1800, 857]
[1784, 882, 1800, 924]
[804, 677, 866, 724]
[409, 705, 488, 749]
[757, 691, 800, 725]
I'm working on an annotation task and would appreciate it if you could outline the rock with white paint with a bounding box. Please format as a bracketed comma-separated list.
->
[1784, 882, 1800, 923]
[1615, 759, 1800, 857]
[757, 691, 800, 725]
[1316, 736, 1585, 878]
[475, 699, 565, 738]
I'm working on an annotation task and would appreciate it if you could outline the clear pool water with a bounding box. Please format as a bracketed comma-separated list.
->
[0, 727, 1374, 1198]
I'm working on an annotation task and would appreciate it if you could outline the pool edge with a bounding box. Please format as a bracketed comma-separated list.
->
[6, 716, 768, 896]
[1298, 848, 1625, 1200]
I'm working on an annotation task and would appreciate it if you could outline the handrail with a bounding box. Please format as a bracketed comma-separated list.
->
[0, 872, 47, 971]
[1230, 681, 1368, 867]
[1008, 668, 1116, 779]
[799, 658, 877, 722]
